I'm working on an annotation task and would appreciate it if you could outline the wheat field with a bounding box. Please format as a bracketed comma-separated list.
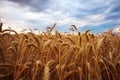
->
[0, 23, 120, 80]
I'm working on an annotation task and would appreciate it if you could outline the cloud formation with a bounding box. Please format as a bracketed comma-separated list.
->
[0, 0, 120, 33]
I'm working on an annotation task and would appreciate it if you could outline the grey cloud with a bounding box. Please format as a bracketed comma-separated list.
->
[105, 0, 120, 20]
[106, 13, 120, 20]
[7, 0, 30, 4]
[108, 0, 120, 13]
[110, 4, 120, 13]
[7, 0, 50, 11]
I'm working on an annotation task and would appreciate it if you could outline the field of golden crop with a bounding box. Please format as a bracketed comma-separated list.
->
[0, 23, 120, 80]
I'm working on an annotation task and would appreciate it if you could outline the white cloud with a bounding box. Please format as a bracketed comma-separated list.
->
[57, 18, 90, 27]
[0, 0, 32, 32]
[113, 26, 120, 33]
[86, 14, 106, 22]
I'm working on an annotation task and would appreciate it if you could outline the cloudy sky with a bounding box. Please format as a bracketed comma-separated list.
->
[0, 0, 120, 33]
